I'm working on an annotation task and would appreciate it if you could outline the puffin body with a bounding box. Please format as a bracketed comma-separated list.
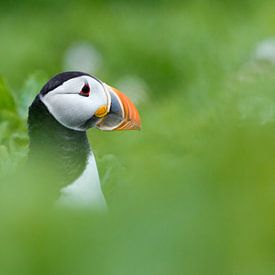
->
[28, 72, 140, 209]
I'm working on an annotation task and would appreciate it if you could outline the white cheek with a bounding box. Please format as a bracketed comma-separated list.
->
[40, 75, 109, 131]
[42, 94, 99, 130]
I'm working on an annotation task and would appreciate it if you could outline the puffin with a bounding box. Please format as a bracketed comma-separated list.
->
[27, 71, 141, 210]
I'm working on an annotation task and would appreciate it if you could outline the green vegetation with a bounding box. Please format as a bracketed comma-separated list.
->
[0, 0, 275, 274]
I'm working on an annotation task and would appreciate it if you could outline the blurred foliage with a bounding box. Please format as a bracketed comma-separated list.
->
[0, 0, 275, 274]
[0, 78, 27, 175]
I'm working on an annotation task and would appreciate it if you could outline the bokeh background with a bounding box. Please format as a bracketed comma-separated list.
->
[0, 0, 275, 274]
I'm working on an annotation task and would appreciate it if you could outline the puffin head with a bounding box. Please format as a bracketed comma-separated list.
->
[39, 71, 141, 132]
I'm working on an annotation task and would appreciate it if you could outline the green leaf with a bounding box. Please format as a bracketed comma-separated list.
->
[17, 72, 47, 118]
[0, 77, 16, 112]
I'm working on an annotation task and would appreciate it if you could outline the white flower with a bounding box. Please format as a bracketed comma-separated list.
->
[63, 42, 102, 74]
[115, 75, 149, 105]
[255, 38, 275, 64]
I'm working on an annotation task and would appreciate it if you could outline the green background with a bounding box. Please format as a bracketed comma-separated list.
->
[0, 0, 275, 274]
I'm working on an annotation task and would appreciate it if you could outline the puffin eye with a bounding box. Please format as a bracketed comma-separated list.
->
[79, 84, 90, 97]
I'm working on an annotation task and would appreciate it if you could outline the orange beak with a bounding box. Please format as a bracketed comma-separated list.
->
[96, 85, 141, 131]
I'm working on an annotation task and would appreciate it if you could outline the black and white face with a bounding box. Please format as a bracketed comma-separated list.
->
[39, 72, 141, 132]
[41, 75, 110, 131]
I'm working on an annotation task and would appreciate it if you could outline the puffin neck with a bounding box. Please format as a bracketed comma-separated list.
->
[27, 96, 90, 188]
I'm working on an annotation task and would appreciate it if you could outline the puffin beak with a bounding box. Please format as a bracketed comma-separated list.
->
[95, 84, 141, 131]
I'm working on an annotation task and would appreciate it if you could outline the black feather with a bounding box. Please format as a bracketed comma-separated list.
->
[40, 71, 91, 95]
[27, 96, 90, 190]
